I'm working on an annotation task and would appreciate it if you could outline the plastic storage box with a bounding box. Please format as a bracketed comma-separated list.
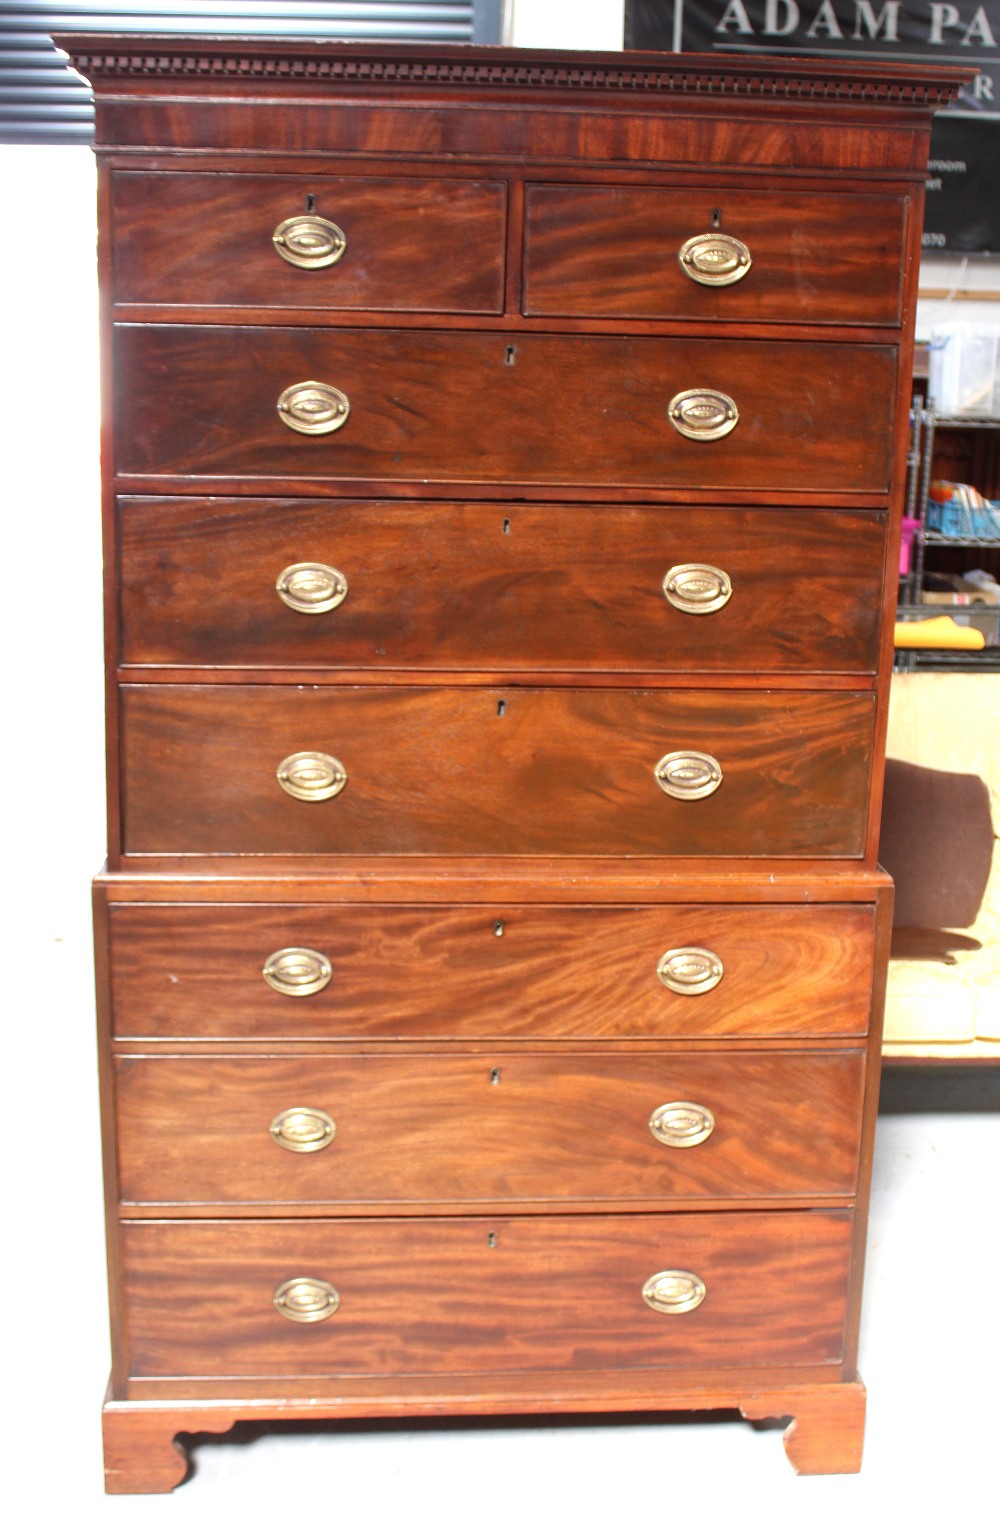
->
[929, 322, 1000, 419]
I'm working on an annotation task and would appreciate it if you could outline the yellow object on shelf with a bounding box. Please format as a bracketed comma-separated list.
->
[893, 615, 986, 649]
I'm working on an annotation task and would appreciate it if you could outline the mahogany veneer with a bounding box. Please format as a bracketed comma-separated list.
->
[119, 1214, 855, 1379]
[523, 185, 908, 324]
[109, 171, 508, 312]
[106, 901, 878, 1041]
[114, 1050, 865, 1207]
[118, 684, 875, 858]
[114, 326, 897, 492]
[66, 32, 968, 1490]
[117, 500, 887, 675]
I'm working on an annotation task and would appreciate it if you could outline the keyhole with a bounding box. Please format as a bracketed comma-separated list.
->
[502, 518, 511, 535]
[487, 1232, 498, 1248]
[497, 699, 506, 717]
[505, 345, 517, 366]
[711, 207, 722, 228]
[494, 919, 505, 937]
[306, 193, 316, 212]
[490, 1067, 501, 1085]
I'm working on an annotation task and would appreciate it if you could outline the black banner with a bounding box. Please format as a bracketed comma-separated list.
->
[922, 114, 1000, 249]
[625, 0, 1000, 248]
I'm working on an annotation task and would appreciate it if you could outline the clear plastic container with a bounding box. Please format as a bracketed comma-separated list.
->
[929, 322, 1000, 419]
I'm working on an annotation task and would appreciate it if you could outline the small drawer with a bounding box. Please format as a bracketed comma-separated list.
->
[120, 1212, 854, 1379]
[524, 184, 907, 325]
[117, 498, 886, 676]
[114, 1050, 865, 1207]
[113, 326, 897, 496]
[118, 684, 875, 858]
[107, 901, 878, 1042]
[109, 171, 507, 314]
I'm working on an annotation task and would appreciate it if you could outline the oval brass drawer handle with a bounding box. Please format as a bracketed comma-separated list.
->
[654, 751, 723, 801]
[262, 946, 333, 998]
[678, 232, 752, 286]
[642, 1269, 707, 1315]
[277, 380, 350, 436]
[663, 563, 732, 615]
[273, 213, 347, 270]
[276, 562, 348, 615]
[269, 1106, 337, 1153]
[649, 1101, 716, 1148]
[668, 389, 739, 442]
[657, 946, 725, 996]
[277, 751, 348, 803]
[273, 1277, 340, 1323]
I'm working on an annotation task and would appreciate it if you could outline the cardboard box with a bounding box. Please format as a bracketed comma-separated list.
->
[881, 673, 1000, 1046]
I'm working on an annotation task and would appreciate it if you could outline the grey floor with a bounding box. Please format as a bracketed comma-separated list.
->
[4, 142, 999, 1519]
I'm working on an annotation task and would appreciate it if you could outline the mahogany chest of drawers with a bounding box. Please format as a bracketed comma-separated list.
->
[62, 33, 964, 1491]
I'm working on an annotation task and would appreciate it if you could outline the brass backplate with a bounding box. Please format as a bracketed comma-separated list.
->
[678, 231, 752, 286]
[654, 751, 723, 801]
[657, 946, 725, 996]
[649, 1101, 716, 1148]
[276, 562, 348, 615]
[276, 751, 348, 803]
[262, 946, 333, 997]
[668, 389, 739, 442]
[269, 1106, 337, 1153]
[662, 563, 732, 615]
[273, 214, 347, 269]
[642, 1270, 707, 1315]
[277, 380, 350, 436]
[273, 1277, 341, 1323]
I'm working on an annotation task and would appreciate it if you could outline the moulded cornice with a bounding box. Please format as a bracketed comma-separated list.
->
[54, 35, 967, 110]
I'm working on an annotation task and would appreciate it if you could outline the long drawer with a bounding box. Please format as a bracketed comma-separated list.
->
[120, 1212, 854, 1378]
[109, 171, 508, 313]
[114, 1050, 865, 1207]
[117, 498, 886, 675]
[113, 327, 897, 493]
[105, 900, 878, 1041]
[523, 184, 907, 325]
[118, 685, 875, 857]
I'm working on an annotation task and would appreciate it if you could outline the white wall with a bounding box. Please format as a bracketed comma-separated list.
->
[506, 0, 625, 48]
[1, 141, 110, 1471]
[1, 144, 105, 879]
[916, 255, 1000, 344]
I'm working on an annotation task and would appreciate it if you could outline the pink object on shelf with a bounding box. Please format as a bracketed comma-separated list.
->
[900, 517, 920, 576]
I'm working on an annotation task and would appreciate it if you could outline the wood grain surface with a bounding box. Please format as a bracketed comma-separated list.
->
[524, 184, 906, 326]
[741, 1381, 866, 1473]
[118, 685, 875, 857]
[67, 29, 957, 1482]
[98, 1380, 866, 1491]
[120, 1211, 853, 1377]
[112, 326, 897, 494]
[106, 900, 877, 1041]
[113, 1049, 864, 1207]
[97, 99, 910, 171]
[110, 171, 507, 313]
[116, 498, 886, 675]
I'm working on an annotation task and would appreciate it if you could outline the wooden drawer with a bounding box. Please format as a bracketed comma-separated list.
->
[114, 1050, 865, 1208]
[109, 171, 507, 313]
[120, 1212, 854, 1378]
[117, 498, 886, 675]
[113, 326, 897, 495]
[119, 685, 875, 857]
[107, 901, 877, 1042]
[524, 184, 907, 325]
